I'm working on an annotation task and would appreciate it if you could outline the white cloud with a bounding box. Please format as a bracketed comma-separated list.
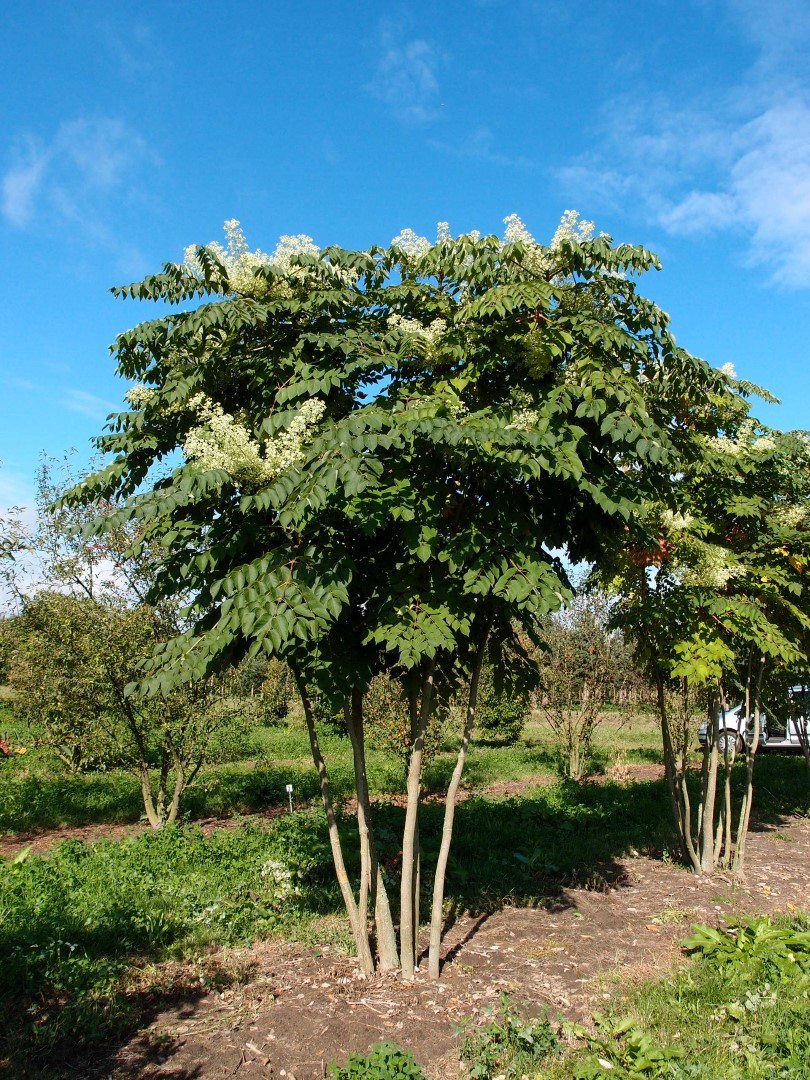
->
[659, 191, 739, 236]
[556, 10, 810, 289]
[645, 99, 810, 284]
[1, 116, 150, 229]
[369, 36, 440, 123]
[1, 136, 49, 226]
[62, 388, 120, 419]
[731, 102, 810, 283]
[428, 125, 536, 170]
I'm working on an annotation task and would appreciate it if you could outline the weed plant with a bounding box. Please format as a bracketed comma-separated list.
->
[532, 913, 810, 1078]
[0, 814, 346, 1070]
[327, 1041, 427, 1079]
[457, 993, 559, 1077]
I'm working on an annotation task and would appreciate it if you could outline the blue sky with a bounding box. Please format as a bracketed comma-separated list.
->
[2, 0, 810, 513]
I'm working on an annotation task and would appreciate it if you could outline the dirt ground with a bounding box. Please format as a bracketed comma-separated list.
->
[8, 794, 807, 1080]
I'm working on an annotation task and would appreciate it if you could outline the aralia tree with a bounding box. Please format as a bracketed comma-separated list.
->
[604, 384, 810, 873]
[66, 214, 733, 976]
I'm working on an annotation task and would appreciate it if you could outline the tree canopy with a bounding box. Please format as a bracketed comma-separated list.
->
[65, 213, 745, 975]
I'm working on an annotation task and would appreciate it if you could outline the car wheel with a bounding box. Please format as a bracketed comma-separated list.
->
[717, 729, 743, 760]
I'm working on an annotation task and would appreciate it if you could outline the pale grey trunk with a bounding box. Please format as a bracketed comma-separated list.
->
[733, 658, 764, 872]
[657, 674, 685, 861]
[297, 678, 374, 975]
[138, 765, 162, 829]
[699, 693, 721, 873]
[346, 690, 399, 971]
[428, 625, 489, 978]
[400, 662, 434, 980]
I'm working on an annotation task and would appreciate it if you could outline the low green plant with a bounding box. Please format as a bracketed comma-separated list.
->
[474, 669, 529, 746]
[327, 1041, 426, 1079]
[566, 1015, 685, 1078]
[682, 915, 810, 973]
[458, 993, 559, 1078]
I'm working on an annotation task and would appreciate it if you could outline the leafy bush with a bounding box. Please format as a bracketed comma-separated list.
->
[682, 916, 810, 976]
[473, 668, 529, 746]
[567, 1015, 684, 1078]
[539, 912, 810, 1079]
[258, 658, 295, 724]
[364, 675, 446, 770]
[327, 1041, 426, 1079]
[0, 816, 343, 1055]
[458, 993, 559, 1077]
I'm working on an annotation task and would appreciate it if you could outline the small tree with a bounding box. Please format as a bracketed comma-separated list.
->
[66, 215, 733, 975]
[535, 591, 630, 779]
[606, 406, 810, 873]
[4, 458, 257, 826]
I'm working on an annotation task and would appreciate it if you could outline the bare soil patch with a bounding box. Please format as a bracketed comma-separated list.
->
[40, 812, 810, 1080]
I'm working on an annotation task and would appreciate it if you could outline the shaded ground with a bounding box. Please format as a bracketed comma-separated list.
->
[0, 763, 662, 861]
[23, 811, 810, 1080]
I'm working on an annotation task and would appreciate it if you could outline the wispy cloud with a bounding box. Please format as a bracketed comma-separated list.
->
[0, 468, 33, 511]
[62, 388, 120, 419]
[1, 115, 151, 230]
[428, 125, 536, 170]
[556, 1, 810, 287]
[368, 34, 440, 123]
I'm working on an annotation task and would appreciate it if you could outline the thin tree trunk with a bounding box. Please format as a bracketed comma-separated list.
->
[413, 818, 421, 969]
[400, 662, 435, 980]
[374, 865, 399, 971]
[679, 772, 700, 871]
[428, 624, 489, 978]
[156, 745, 171, 826]
[345, 697, 370, 940]
[699, 692, 720, 873]
[346, 689, 399, 971]
[733, 657, 764, 872]
[657, 672, 686, 861]
[165, 762, 185, 826]
[296, 676, 374, 976]
[138, 765, 162, 829]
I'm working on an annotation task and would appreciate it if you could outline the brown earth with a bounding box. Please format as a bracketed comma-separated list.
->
[6, 787, 808, 1080]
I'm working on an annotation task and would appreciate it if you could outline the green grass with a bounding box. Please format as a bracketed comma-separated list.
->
[0, 813, 350, 1074]
[0, 702, 807, 1077]
[4, 706, 809, 839]
[531, 913, 810, 1078]
[0, 775, 678, 1075]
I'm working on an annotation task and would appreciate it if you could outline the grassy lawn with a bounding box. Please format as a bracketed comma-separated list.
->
[1, 699, 807, 1076]
[0, 707, 663, 835]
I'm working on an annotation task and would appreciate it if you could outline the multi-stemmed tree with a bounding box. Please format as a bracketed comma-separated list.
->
[604, 380, 810, 873]
[66, 214, 729, 975]
[5, 458, 256, 827]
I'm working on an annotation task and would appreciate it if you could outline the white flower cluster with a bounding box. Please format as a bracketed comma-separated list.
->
[387, 312, 447, 360]
[447, 398, 468, 421]
[550, 209, 595, 249]
[260, 857, 300, 901]
[263, 398, 327, 474]
[507, 407, 538, 430]
[502, 213, 535, 246]
[501, 211, 597, 276]
[183, 394, 325, 488]
[775, 503, 808, 528]
[679, 539, 742, 590]
[501, 214, 552, 276]
[125, 384, 157, 408]
[390, 227, 431, 258]
[661, 509, 695, 532]
[719, 361, 737, 379]
[390, 222, 482, 262]
[184, 219, 319, 298]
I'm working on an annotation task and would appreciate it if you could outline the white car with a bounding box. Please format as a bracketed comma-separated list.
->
[697, 686, 810, 757]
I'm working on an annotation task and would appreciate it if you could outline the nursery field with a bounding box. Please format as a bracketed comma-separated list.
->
[1, 707, 809, 1079]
